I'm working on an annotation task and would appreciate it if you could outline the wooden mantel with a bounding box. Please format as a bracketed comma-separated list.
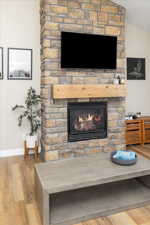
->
[53, 84, 127, 99]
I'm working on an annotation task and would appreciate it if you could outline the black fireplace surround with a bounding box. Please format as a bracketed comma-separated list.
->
[68, 102, 107, 142]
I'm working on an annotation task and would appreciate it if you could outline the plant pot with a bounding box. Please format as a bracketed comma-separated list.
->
[25, 135, 38, 148]
[113, 78, 119, 85]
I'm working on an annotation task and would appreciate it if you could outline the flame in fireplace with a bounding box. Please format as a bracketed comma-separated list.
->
[79, 114, 94, 122]
[74, 113, 101, 131]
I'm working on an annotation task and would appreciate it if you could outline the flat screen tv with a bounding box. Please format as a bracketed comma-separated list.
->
[61, 32, 117, 69]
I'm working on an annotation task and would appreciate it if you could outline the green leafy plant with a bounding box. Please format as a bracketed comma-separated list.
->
[12, 87, 41, 136]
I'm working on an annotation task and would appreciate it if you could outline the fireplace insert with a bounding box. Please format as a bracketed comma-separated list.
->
[68, 102, 107, 142]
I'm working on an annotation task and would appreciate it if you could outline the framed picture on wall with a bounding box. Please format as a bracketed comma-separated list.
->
[127, 57, 145, 80]
[0, 47, 3, 80]
[8, 48, 32, 80]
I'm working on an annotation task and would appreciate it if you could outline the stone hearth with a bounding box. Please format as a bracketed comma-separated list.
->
[40, 0, 126, 161]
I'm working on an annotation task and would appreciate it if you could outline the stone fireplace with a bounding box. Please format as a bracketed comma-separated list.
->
[68, 102, 107, 142]
[40, 0, 126, 161]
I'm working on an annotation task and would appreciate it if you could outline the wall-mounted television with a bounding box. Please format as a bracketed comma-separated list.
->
[61, 32, 117, 70]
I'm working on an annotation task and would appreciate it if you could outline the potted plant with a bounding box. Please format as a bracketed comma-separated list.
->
[12, 87, 41, 148]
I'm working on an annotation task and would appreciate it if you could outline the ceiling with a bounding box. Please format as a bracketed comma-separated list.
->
[113, 0, 150, 32]
[0, 0, 150, 32]
[0, 0, 37, 2]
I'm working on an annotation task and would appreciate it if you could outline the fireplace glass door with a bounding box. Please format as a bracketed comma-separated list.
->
[68, 102, 107, 142]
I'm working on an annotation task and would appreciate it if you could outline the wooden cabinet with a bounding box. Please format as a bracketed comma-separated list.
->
[126, 117, 150, 145]
[126, 119, 143, 145]
[141, 117, 150, 144]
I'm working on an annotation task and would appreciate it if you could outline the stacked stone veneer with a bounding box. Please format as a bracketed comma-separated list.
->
[40, 0, 126, 161]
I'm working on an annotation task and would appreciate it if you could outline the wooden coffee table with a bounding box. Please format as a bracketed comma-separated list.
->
[35, 152, 150, 225]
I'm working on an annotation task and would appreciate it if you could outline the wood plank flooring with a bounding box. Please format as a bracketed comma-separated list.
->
[0, 148, 150, 225]
[129, 144, 150, 159]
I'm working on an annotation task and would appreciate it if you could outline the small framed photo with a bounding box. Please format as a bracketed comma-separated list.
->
[0, 47, 3, 80]
[127, 57, 145, 80]
[8, 48, 32, 80]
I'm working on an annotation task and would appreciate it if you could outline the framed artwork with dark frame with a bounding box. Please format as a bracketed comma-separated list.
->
[0, 47, 3, 80]
[127, 57, 145, 80]
[8, 48, 32, 80]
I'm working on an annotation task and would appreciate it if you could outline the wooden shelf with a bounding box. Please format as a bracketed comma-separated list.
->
[53, 84, 127, 99]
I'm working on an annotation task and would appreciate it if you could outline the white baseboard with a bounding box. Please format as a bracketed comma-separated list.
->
[0, 148, 41, 158]
[0, 148, 24, 158]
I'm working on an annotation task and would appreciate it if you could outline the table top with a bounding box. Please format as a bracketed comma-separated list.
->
[35, 152, 150, 194]
[126, 116, 150, 122]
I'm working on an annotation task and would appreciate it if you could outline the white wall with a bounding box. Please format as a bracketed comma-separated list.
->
[0, 1, 150, 151]
[0, 0, 40, 151]
[126, 24, 150, 115]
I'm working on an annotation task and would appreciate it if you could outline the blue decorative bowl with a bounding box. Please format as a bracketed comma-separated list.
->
[111, 150, 137, 166]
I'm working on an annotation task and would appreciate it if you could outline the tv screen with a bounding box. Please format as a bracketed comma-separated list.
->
[61, 32, 117, 69]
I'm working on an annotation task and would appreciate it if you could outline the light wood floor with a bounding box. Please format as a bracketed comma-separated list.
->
[129, 144, 150, 160]
[1, 147, 150, 225]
